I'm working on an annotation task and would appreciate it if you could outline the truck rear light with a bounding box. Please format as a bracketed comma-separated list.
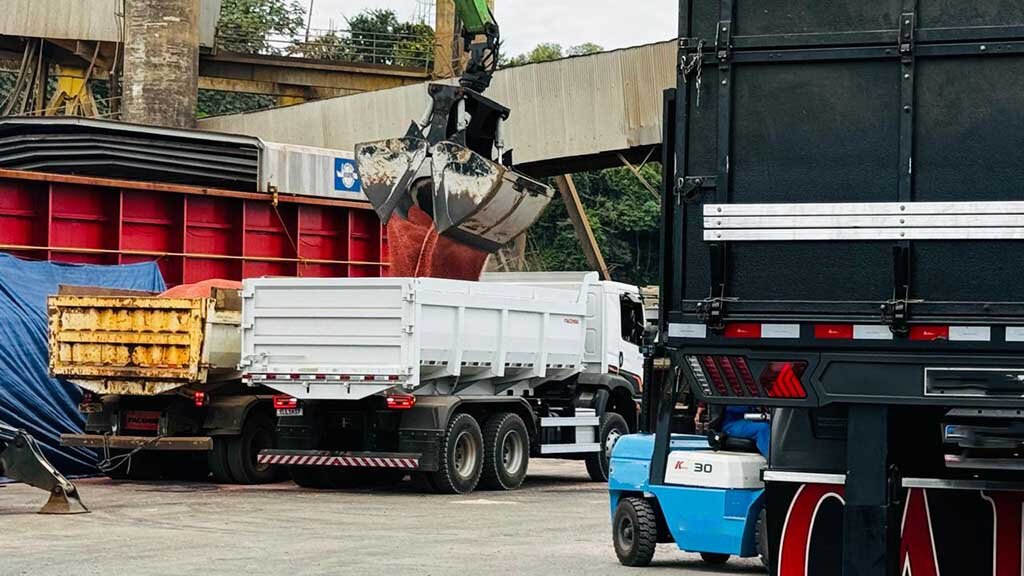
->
[910, 325, 949, 341]
[716, 356, 745, 396]
[760, 362, 808, 399]
[699, 356, 729, 395]
[385, 393, 416, 410]
[733, 357, 758, 396]
[273, 395, 299, 410]
[194, 391, 208, 407]
[685, 356, 714, 395]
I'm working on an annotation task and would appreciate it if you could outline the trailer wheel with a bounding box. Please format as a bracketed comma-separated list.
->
[700, 552, 730, 565]
[612, 497, 657, 567]
[480, 412, 530, 491]
[208, 436, 234, 483]
[757, 507, 770, 571]
[227, 411, 277, 485]
[586, 412, 629, 482]
[430, 413, 483, 494]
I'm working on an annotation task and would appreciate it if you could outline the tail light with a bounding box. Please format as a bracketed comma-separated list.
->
[760, 362, 809, 399]
[385, 393, 416, 410]
[194, 391, 208, 407]
[273, 395, 299, 410]
[686, 355, 808, 400]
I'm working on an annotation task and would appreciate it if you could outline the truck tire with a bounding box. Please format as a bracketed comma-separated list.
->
[226, 412, 277, 485]
[757, 507, 771, 571]
[429, 413, 484, 494]
[480, 412, 530, 491]
[208, 436, 234, 483]
[612, 497, 657, 567]
[586, 412, 629, 482]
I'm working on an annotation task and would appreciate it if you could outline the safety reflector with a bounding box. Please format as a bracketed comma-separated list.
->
[725, 323, 761, 339]
[760, 362, 808, 399]
[910, 326, 949, 341]
[273, 395, 299, 410]
[815, 324, 854, 340]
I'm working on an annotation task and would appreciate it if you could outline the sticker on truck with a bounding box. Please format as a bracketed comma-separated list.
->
[124, 411, 161, 432]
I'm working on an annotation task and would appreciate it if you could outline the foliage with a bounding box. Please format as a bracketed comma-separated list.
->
[197, 91, 275, 118]
[287, 9, 433, 68]
[501, 42, 604, 67]
[217, 0, 307, 54]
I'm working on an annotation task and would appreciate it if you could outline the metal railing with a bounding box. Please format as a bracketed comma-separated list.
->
[215, 27, 435, 70]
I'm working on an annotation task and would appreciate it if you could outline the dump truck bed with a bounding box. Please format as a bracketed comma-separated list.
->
[240, 276, 591, 400]
[48, 288, 241, 395]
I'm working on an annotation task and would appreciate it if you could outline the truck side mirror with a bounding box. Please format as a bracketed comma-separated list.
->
[642, 325, 659, 347]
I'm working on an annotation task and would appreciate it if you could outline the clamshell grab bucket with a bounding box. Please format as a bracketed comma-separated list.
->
[355, 137, 429, 223]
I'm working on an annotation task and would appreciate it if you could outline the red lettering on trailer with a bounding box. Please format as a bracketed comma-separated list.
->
[983, 491, 1024, 576]
[900, 488, 941, 576]
[777, 483, 846, 576]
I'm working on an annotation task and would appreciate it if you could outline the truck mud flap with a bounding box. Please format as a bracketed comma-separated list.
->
[258, 449, 421, 470]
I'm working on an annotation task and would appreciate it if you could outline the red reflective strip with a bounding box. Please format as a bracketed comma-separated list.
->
[815, 324, 854, 340]
[725, 323, 761, 339]
[910, 325, 949, 341]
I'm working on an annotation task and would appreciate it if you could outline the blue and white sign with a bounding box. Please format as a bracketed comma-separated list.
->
[334, 158, 361, 193]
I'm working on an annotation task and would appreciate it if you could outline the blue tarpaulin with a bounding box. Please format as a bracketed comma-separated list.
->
[0, 253, 165, 475]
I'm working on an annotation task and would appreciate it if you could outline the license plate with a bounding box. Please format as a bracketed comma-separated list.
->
[78, 402, 103, 414]
[124, 410, 161, 432]
[277, 408, 303, 417]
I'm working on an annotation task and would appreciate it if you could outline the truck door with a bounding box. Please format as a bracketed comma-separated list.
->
[613, 291, 645, 384]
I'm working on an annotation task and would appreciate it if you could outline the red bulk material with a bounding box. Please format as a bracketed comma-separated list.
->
[159, 279, 242, 298]
[386, 205, 489, 280]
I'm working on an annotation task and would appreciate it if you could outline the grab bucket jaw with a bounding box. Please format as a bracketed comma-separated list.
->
[355, 137, 429, 224]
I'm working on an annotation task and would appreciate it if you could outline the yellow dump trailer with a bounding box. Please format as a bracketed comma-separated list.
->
[49, 287, 277, 484]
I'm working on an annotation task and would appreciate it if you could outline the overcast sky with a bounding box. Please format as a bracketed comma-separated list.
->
[307, 0, 678, 56]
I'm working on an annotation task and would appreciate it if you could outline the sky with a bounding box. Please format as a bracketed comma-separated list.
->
[306, 0, 678, 57]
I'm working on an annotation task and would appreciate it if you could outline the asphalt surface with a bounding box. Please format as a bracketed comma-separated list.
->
[0, 460, 763, 576]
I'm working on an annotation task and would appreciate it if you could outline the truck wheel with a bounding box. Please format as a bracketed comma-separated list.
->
[227, 412, 277, 485]
[612, 497, 657, 567]
[480, 412, 530, 491]
[586, 412, 629, 482]
[430, 413, 483, 494]
[208, 436, 234, 483]
[757, 507, 770, 571]
[700, 552, 730, 564]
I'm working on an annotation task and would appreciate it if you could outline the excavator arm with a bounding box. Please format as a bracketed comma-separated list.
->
[355, 3, 552, 262]
[0, 422, 88, 514]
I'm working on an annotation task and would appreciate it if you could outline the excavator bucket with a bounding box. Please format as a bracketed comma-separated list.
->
[430, 141, 553, 252]
[355, 137, 429, 224]
[0, 423, 88, 514]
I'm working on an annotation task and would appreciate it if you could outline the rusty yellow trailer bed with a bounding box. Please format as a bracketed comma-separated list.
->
[48, 288, 241, 396]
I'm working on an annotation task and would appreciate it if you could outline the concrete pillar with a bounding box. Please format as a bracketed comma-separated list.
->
[433, 0, 457, 78]
[122, 0, 200, 128]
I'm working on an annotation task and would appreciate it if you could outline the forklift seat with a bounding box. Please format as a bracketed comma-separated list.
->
[707, 430, 760, 454]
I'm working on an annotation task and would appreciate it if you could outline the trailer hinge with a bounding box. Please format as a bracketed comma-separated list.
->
[899, 11, 915, 59]
[676, 176, 716, 202]
[402, 325, 415, 334]
[716, 20, 733, 65]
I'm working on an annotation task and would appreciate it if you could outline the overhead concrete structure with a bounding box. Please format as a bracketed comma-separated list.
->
[199, 41, 675, 176]
[123, 0, 200, 127]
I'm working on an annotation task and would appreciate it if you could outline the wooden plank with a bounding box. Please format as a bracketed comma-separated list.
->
[60, 434, 213, 451]
[554, 174, 610, 280]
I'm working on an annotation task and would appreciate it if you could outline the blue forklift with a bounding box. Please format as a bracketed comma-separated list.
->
[607, 359, 769, 570]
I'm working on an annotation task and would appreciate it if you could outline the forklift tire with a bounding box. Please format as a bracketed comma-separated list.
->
[612, 497, 658, 567]
[208, 436, 234, 483]
[586, 412, 629, 482]
[227, 412, 277, 485]
[290, 466, 333, 489]
[700, 553, 730, 565]
[757, 507, 771, 571]
[480, 412, 530, 491]
[429, 413, 483, 494]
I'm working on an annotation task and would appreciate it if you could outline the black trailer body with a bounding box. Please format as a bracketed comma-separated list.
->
[658, 1, 1024, 575]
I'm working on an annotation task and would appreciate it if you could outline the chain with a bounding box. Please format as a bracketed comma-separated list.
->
[681, 38, 705, 108]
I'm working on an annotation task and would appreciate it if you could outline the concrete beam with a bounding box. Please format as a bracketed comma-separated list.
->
[197, 76, 355, 99]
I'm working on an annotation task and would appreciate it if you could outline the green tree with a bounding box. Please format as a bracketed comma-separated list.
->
[501, 42, 604, 67]
[217, 0, 306, 54]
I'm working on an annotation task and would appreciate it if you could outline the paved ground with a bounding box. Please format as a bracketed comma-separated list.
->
[0, 460, 763, 576]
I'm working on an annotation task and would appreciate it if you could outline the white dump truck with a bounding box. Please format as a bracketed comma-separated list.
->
[241, 272, 647, 493]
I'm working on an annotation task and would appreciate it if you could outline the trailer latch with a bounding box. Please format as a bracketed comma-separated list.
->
[677, 176, 716, 201]
[880, 300, 911, 335]
[715, 21, 733, 64]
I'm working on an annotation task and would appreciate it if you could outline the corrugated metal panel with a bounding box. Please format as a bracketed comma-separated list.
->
[199, 41, 675, 169]
[0, 0, 220, 46]
[260, 141, 365, 202]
